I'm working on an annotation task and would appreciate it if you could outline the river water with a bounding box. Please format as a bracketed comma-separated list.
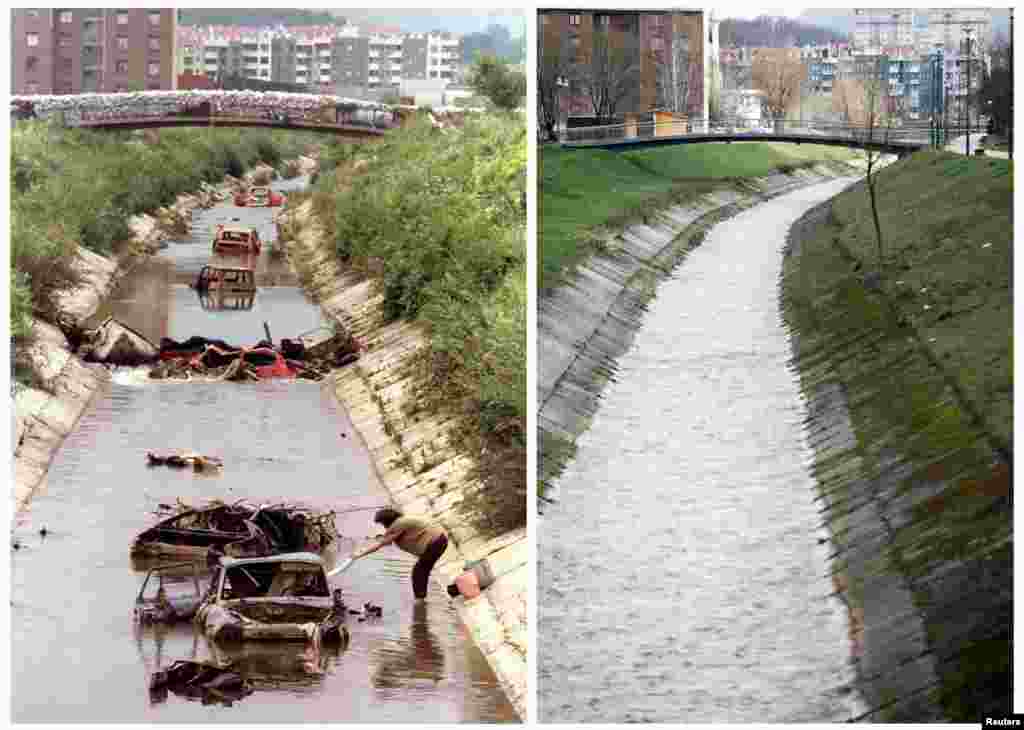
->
[11, 175, 515, 722]
[539, 178, 867, 723]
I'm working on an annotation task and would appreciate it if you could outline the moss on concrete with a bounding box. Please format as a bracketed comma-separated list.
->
[780, 150, 1011, 721]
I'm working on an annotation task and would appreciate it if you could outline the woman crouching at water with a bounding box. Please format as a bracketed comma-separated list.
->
[351, 508, 449, 602]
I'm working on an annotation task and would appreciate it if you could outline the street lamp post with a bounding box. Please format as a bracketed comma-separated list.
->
[963, 26, 974, 157]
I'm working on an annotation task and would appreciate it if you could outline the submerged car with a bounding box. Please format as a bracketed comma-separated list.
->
[196, 553, 348, 645]
[134, 560, 208, 624]
[234, 186, 284, 207]
[212, 224, 262, 255]
[131, 501, 339, 562]
[194, 262, 256, 293]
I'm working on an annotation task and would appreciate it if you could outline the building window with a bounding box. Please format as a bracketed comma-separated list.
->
[26, 81, 40, 93]
[148, 10, 161, 26]
[26, 32, 39, 47]
[148, 62, 160, 76]
[58, 35, 72, 48]
[26, 56, 38, 71]
[569, 14, 581, 26]
[149, 37, 160, 51]
[59, 10, 72, 23]
[117, 12, 128, 25]
[116, 60, 128, 73]
[117, 36, 128, 50]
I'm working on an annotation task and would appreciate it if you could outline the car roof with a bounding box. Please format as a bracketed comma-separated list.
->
[218, 225, 257, 234]
[220, 552, 324, 568]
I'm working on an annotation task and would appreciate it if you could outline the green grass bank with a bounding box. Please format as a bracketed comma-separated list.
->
[11, 121, 319, 346]
[289, 114, 527, 535]
[780, 150, 1011, 720]
[539, 141, 859, 291]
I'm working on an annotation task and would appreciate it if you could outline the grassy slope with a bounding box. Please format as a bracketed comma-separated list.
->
[821, 151, 1012, 449]
[781, 150, 1012, 720]
[539, 141, 858, 291]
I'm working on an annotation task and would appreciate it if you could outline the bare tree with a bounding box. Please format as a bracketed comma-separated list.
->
[653, 29, 691, 115]
[537, 26, 570, 142]
[839, 69, 891, 274]
[751, 49, 805, 130]
[571, 27, 641, 125]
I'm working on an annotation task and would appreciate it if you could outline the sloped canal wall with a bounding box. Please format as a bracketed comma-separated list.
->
[779, 201, 1011, 721]
[278, 201, 527, 720]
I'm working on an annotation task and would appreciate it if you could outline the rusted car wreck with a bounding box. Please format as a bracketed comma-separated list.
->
[131, 500, 339, 562]
[196, 553, 349, 645]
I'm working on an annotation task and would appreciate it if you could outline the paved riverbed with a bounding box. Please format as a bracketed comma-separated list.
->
[539, 178, 867, 722]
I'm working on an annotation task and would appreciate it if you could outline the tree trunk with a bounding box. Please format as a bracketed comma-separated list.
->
[866, 159, 884, 270]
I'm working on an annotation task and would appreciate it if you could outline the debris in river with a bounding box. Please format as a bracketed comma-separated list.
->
[146, 451, 224, 470]
[79, 317, 159, 366]
[132, 499, 340, 561]
[149, 329, 360, 382]
[148, 660, 253, 706]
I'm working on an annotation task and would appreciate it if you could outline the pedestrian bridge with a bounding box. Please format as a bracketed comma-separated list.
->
[10, 89, 402, 138]
[74, 114, 388, 138]
[560, 119, 977, 158]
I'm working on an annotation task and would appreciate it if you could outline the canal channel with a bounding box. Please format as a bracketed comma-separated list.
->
[11, 175, 516, 722]
[538, 179, 869, 722]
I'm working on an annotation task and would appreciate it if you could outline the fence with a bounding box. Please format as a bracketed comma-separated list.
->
[562, 116, 986, 149]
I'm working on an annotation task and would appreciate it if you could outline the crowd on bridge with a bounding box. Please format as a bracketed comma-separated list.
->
[10, 89, 397, 128]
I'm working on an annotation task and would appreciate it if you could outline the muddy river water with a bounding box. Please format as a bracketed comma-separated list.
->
[539, 179, 869, 722]
[11, 176, 515, 722]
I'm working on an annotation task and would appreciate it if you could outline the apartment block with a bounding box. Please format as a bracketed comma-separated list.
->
[540, 8, 711, 122]
[13, 8, 176, 95]
[173, 24, 464, 96]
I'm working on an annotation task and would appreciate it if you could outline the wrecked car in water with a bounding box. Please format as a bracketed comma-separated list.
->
[234, 186, 284, 208]
[131, 500, 339, 562]
[213, 224, 262, 255]
[134, 561, 207, 625]
[197, 553, 348, 645]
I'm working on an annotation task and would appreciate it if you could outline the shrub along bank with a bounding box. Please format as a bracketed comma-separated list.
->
[294, 114, 527, 533]
[779, 150, 1011, 720]
[11, 120, 318, 345]
[540, 141, 859, 291]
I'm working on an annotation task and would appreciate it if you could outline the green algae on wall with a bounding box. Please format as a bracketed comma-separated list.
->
[779, 153, 1012, 721]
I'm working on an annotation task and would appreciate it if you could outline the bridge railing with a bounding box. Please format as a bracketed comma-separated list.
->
[563, 117, 984, 148]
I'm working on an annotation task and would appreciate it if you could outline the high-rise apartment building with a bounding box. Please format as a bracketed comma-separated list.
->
[173, 24, 464, 96]
[12, 8, 176, 95]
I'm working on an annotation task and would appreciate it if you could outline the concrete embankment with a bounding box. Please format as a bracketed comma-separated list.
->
[278, 201, 527, 720]
[11, 158, 315, 514]
[780, 198, 1011, 721]
[538, 161, 870, 495]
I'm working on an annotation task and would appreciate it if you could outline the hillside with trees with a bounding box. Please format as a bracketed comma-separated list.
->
[719, 15, 847, 47]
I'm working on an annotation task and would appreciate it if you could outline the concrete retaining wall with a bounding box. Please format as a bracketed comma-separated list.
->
[280, 202, 527, 720]
[780, 201, 1011, 721]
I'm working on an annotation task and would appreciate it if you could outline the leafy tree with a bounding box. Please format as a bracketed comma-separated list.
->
[468, 55, 525, 112]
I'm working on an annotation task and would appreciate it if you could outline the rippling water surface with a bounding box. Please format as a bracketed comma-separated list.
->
[539, 179, 866, 723]
[12, 175, 515, 722]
